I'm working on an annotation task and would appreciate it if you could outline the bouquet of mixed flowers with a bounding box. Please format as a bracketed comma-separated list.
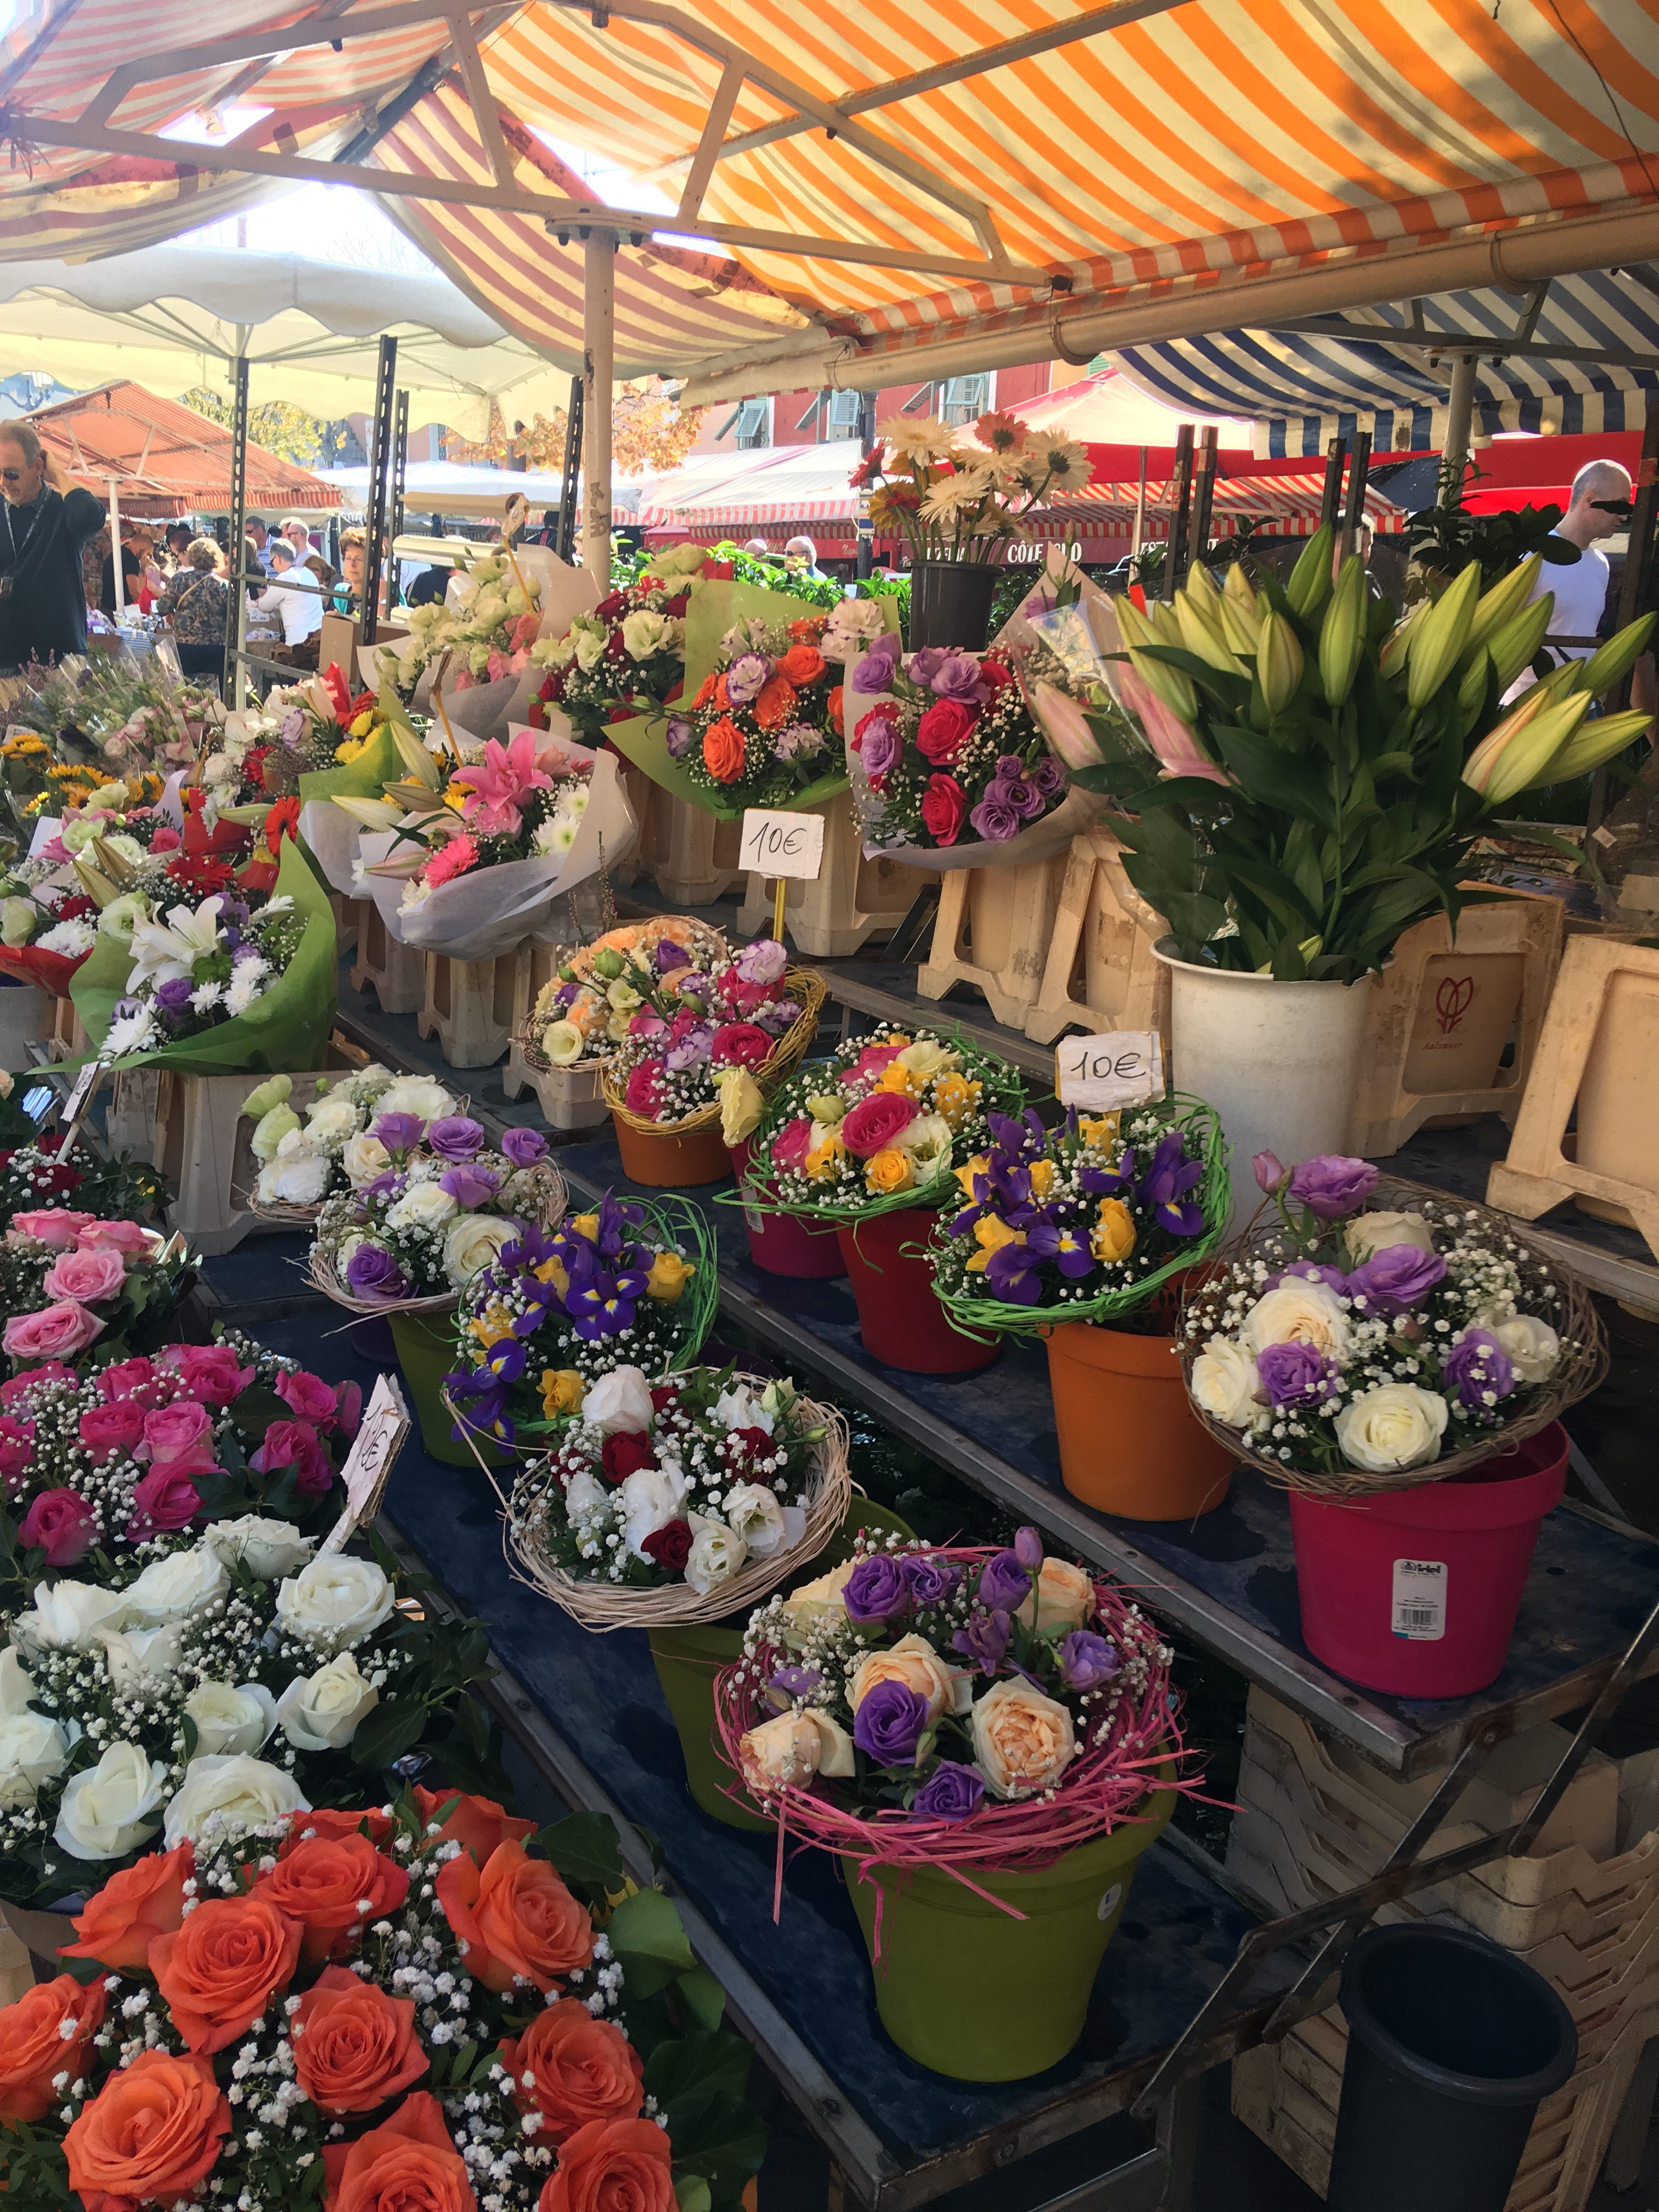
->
[932, 1100, 1229, 1335]
[674, 609, 846, 814]
[0, 1142, 166, 1237]
[444, 1192, 715, 1450]
[526, 572, 690, 741]
[310, 1115, 567, 1317]
[503, 1359, 852, 1628]
[603, 936, 824, 1142]
[0, 865, 104, 995]
[0, 1529, 496, 1907]
[0, 1333, 354, 1607]
[522, 916, 729, 1077]
[377, 547, 546, 700]
[0, 1210, 194, 1367]
[713, 1522, 1181, 1875]
[241, 1065, 462, 1218]
[0, 1790, 764, 2209]
[742, 1024, 1025, 1226]
[1180, 1154, 1606, 1498]
[99, 684, 223, 779]
[858, 410, 1090, 566]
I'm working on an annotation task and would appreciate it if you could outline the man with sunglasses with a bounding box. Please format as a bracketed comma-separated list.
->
[0, 421, 104, 674]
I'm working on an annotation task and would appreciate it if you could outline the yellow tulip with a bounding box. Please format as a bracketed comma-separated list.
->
[1091, 1198, 1137, 1263]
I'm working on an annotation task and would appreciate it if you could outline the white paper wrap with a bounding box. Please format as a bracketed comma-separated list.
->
[297, 798, 362, 896]
[425, 548, 601, 747]
[353, 740, 637, 962]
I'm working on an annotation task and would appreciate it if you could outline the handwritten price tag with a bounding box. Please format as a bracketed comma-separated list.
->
[740, 808, 825, 882]
[1055, 1030, 1165, 1113]
[318, 1373, 411, 1556]
[54, 1059, 106, 1163]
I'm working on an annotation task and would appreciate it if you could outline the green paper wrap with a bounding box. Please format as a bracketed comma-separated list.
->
[69, 838, 338, 1076]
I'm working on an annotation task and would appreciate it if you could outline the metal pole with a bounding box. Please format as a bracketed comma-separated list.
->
[1187, 425, 1218, 578]
[106, 477, 125, 618]
[361, 334, 397, 646]
[855, 390, 875, 582]
[582, 227, 616, 589]
[1131, 443, 1148, 579]
[223, 355, 249, 704]
[388, 388, 410, 611]
[1318, 435, 1347, 533]
[1443, 352, 1479, 496]
[1164, 422, 1195, 601]
[1589, 386, 1659, 831]
[1341, 428, 1373, 559]
[557, 373, 583, 566]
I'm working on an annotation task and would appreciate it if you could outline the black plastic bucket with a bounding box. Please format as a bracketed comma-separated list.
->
[1327, 1923, 1577, 2212]
[907, 560, 1000, 651]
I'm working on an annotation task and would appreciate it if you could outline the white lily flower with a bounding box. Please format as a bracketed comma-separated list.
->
[125, 895, 224, 991]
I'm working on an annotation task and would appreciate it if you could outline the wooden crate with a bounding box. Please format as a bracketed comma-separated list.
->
[1024, 826, 1170, 1047]
[416, 951, 517, 1069]
[329, 892, 359, 963]
[349, 898, 426, 1015]
[1350, 888, 1564, 1158]
[634, 787, 744, 905]
[918, 854, 1070, 1031]
[45, 994, 88, 1063]
[735, 794, 927, 958]
[1487, 936, 1659, 1263]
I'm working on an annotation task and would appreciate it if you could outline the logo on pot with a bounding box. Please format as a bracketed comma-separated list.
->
[1434, 975, 1475, 1035]
[1097, 1883, 1124, 1922]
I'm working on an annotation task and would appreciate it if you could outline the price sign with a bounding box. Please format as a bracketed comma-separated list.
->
[740, 808, 825, 882]
[54, 1059, 106, 1162]
[1055, 1030, 1165, 1113]
[318, 1374, 411, 1556]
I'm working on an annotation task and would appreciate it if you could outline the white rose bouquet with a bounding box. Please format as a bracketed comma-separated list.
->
[503, 1362, 851, 1628]
[240, 1063, 461, 1218]
[374, 550, 545, 701]
[527, 574, 690, 741]
[1179, 1155, 1605, 1498]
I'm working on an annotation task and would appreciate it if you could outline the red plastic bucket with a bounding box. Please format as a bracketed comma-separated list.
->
[726, 1138, 844, 1280]
[835, 1206, 998, 1376]
[1289, 1424, 1568, 1699]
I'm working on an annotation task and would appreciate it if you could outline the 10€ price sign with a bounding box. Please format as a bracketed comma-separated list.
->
[740, 808, 826, 882]
[1054, 1030, 1166, 1113]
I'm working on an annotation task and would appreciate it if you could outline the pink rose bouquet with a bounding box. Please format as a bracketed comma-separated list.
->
[0, 1215, 191, 1368]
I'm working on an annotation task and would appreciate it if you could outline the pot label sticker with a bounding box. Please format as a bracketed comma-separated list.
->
[1097, 1883, 1124, 1922]
[1391, 1557, 1447, 1641]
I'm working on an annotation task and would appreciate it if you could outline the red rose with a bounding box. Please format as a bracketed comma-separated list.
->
[709, 1023, 772, 1069]
[840, 1091, 921, 1159]
[725, 1425, 775, 1479]
[19, 1486, 95, 1566]
[527, 698, 550, 730]
[915, 698, 977, 765]
[980, 656, 1013, 693]
[641, 1520, 692, 1571]
[648, 1384, 681, 1414]
[167, 1344, 255, 1407]
[276, 1368, 338, 1428]
[252, 1418, 332, 1498]
[595, 592, 629, 620]
[919, 774, 968, 847]
[600, 1431, 656, 1485]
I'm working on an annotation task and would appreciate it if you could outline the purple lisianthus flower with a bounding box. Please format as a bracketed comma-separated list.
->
[344, 1243, 407, 1301]
[952, 1606, 1011, 1675]
[1013, 1525, 1043, 1571]
[1288, 1154, 1379, 1221]
[843, 1552, 910, 1626]
[906, 646, 945, 686]
[664, 1022, 715, 1073]
[1346, 1243, 1448, 1317]
[655, 938, 693, 973]
[153, 977, 193, 1013]
[968, 797, 1022, 843]
[853, 1679, 930, 1767]
[724, 652, 771, 708]
[279, 708, 306, 744]
[373, 1111, 426, 1155]
[501, 1125, 549, 1169]
[857, 714, 900, 781]
[1442, 1328, 1516, 1410]
[911, 1760, 985, 1822]
[1028, 755, 1064, 796]
[736, 937, 788, 985]
[664, 716, 694, 760]
[426, 1115, 486, 1163]
[364, 1171, 403, 1203]
[929, 650, 988, 703]
[768, 1663, 822, 1705]
[1268, 1259, 1350, 1296]
[439, 1163, 501, 1209]
[1058, 1629, 1120, 1691]
[978, 1549, 1031, 1615]
[1255, 1339, 1334, 1409]
[898, 1553, 960, 1608]
[851, 639, 900, 692]
[1254, 1149, 1286, 1195]
[553, 981, 581, 1008]
[775, 721, 822, 762]
[997, 773, 1046, 821]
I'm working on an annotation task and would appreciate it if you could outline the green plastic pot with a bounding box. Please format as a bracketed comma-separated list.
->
[844, 1774, 1176, 2080]
[648, 1494, 915, 1832]
[388, 1310, 503, 1470]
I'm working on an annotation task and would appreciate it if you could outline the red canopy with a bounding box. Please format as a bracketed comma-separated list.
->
[26, 382, 342, 521]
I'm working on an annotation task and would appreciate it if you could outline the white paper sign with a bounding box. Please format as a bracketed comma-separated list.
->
[1055, 1031, 1165, 1113]
[54, 1060, 106, 1161]
[1391, 1558, 1447, 1642]
[740, 808, 826, 882]
[318, 1373, 411, 1555]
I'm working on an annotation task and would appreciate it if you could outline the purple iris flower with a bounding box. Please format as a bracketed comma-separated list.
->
[344, 1244, 405, 1301]
[1137, 1131, 1206, 1237]
[978, 1550, 1031, 1615]
[426, 1115, 486, 1163]
[910, 1761, 984, 1822]
[986, 1237, 1043, 1304]
[1442, 1328, 1515, 1410]
[853, 1680, 930, 1767]
[373, 1111, 426, 1155]
[1255, 1340, 1335, 1410]
[439, 1163, 501, 1209]
[566, 1263, 650, 1340]
[843, 1553, 910, 1626]
[501, 1125, 549, 1168]
[898, 1554, 960, 1608]
[1027, 1218, 1093, 1279]
[1346, 1244, 1447, 1317]
[1058, 1630, 1120, 1691]
[952, 1607, 1011, 1676]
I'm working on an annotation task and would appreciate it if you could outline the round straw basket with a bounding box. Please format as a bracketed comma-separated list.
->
[1176, 1175, 1608, 1501]
[307, 1156, 568, 1319]
[496, 1386, 852, 1630]
[518, 916, 731, 1079]
[601, 967, 826, 1139]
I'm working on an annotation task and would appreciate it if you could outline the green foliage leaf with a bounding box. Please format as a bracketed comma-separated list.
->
[608, 1886, 698, 1996]
[535, 1810, 626, 1889]
[349, 1696, 431, 1772]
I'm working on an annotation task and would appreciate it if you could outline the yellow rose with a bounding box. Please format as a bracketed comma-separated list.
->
[931, 1071, 980, 1128]
[964, 1215, 1023, 1274]
[804, 1130, 845, 1181]
[540, 1368, 585, 1419]
[646, 1251, 695, 1303]
[1077, 1114, 1120, 1152]
[874, 1061, 925, 1098]
[738, 1710, 856, 1793]
[716, 1066, 764, 1146]
[895, 1038, 959, 1080]
[469, 1297, 517, 1348]
[569, 1213, 600, 1240]
[848, 1633, 966, 1725]
[1029, 1159, 1056, 1199]
[1091, 1198, 1137, 1263]
[1019, 1556, 1094, 1634]
[882, 1032, 912, 1049]
[970, 1677, 1077, 1799]
[954, 1153, 991, 1200]
[865, 1147, 915, 1196]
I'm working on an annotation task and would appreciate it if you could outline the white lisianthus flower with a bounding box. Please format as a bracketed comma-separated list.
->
[573, 627, 607, 672]
[582, 1366, 656, 1436]
[722, 1482, 797, 1561]
[1189, 1338, 1260, 1427]
[161, 1754, 309, 1850]
[713, 1381, 775, 1436]
[892, 1111, 953, 1178]
[377, 1075, 456, 1122]
[620, 609, 669, 659]
[1334, 1383, 1449, 1473]
[54, 1743, 170, 1860]
[542, 1019, 586, 1067]
[183, 1680, 279, 1758]
[684, 1513, 748, 1597]
[257, 1132, 332, 1207]
[563, 1467, 611, 1527]
[275, 1554, 395, 1652]
[894, 1038, 959, 1080]
[275, 1652, 380, 1751]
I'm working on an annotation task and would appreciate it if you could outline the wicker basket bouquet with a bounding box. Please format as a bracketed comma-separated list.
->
[1178, 1154, 1607, 1500]
[520, 915, 730, 1081]
[241, 1064, 463, 1221]
[442, 1189, 716, 1451]
[500, 1361, 852, 1630]
[308, 1114, 567, 1319]
[930, 1096, 1230, 1341]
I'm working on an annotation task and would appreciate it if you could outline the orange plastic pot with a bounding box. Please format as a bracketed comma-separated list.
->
[836, 1206, 998, 1375]
[610, 1110, 731, 1189]
[1045, 1321, 1233, 1520]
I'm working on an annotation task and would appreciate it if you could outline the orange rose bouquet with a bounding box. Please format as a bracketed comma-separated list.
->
[0, 1791, 763, 2212]
[679, 612, 847, 815]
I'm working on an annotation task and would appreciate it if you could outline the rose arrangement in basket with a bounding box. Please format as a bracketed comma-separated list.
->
[311, 1116, 566, 1314]
[931, 1099, 1230, 1335]
[742, 1024, 1026, 1225]
[527, 574, 690, 740]
[860, 411, 1091, 567]
[242, 1065, 462, 1215]
[0, 1790, 764, 2211]
[0, 1211, 194, 1366]
[0, 1527, 499, 1908]
[1180, 1154, 1607, 1498]
[712, 1522, 1183, 1869]
[676, 610, 844, 812]
[0, 1334, 356, 1602]
[603, 937, 825, 1141]
[444, 1192, 715, 1448]
[502, 1362, 853, 1626]
[523, 916, 729, 1074]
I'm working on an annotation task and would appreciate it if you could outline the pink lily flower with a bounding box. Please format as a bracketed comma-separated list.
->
[449, 730, 553, 836]
[1115, 662, 1232, 786]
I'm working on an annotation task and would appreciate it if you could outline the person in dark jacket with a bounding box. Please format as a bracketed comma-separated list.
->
[0, 421, 104, 670]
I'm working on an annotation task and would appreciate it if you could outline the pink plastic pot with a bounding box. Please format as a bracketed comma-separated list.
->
[1289, 1424, 1568, 1699]
[726, 1138, 845, 1280]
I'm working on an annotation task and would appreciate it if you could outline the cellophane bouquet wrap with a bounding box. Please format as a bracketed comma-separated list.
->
[526, 550, 699, 741]
[388, 546, 601, 744]
[69, 837, 338, 1078]
[522, 916, 729, 1079]
[0, 782, 180, 994]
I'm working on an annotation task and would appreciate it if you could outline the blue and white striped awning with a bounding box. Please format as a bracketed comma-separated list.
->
[1107, 267, 1659, 459]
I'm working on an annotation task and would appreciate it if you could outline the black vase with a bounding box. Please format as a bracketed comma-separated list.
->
[907, 560, 1000, 651]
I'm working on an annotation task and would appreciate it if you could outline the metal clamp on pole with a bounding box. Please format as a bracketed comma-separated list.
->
[362, 334, 398, 647]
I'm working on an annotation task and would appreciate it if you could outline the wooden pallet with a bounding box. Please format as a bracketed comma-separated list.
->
[918, 854, 1070, 1031]
[735, 794, 927, 958]
[634, 788, 744, 905]
[1024, 825, 1170, 1047]
[416, 950, 518, 1069]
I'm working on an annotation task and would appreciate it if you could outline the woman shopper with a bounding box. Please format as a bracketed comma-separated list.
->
[156, 534, 230, 680]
